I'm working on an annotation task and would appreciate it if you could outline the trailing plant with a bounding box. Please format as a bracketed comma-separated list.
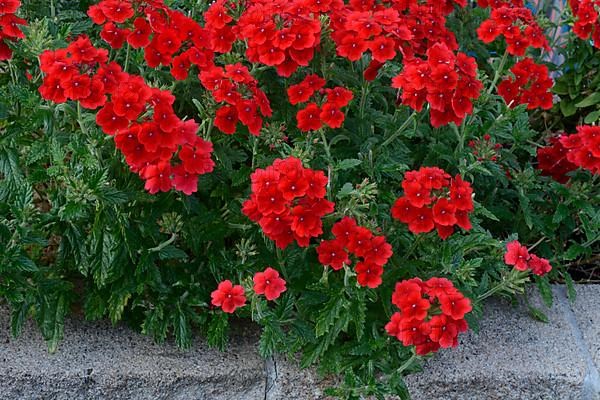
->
[0, 0, 598, 398]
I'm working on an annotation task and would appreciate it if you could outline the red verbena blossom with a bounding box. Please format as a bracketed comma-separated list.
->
[503, 240, 552, 276]
[391, 167, 474, 239]
[211, 280, 247, 313]
[235, 0, 324, 77]
[385, 277, 471, 355]
[0, 0, 26, 61]
[200, 64, 272, 136]
[569, 0, 600, 49]
[497, 58, 553, 110]
[89, 0, 216, 81]
[316, 217, 393, 288]
[558, 126, 600, 175]
[38, 36, 215, 195]
[476, 6, 549, 56]
[253, 267, 287, 300]
[536, 137, 577, 183]
[391, 43, 483, 127]
[242, 157, 334, 249]
[288, 74, 354, 131]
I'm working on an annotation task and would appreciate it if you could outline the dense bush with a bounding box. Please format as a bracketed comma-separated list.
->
[0, 0, 598, 398]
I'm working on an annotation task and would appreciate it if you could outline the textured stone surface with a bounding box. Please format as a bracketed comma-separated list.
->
[571, 285, 600, 368]
[404, 287, 588, 400]
[568, 285, 600, 399]
[1, 285, 599, 400]
[0, 309, 266, 400]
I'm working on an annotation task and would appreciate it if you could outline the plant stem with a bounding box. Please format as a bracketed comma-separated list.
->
[397, 350, 418, 375]
[77, 103, 87, 136]
[487, 50, 509, 96]
[319, 129, 332, 162]
[124, 44, 131, 73]
[380, 111, 417, 148]
[148, 233, 177, 253]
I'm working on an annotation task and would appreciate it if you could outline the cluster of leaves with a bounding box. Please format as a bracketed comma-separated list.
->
[0, 1, 598, 399]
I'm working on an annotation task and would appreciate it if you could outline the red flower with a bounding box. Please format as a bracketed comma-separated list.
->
[369, 36, 396, 62]
[128, 17, 152, 49]
[504, 240, 530, 271]
[320, 103, 345, 128]
[528, 255, 552, 276]
[355, 261, 383, 288]
[296, 103, 322, 132]
[172, 165, 198, 195]
[287, 83, 314, 105]
[214, 105, 239, 134]
[211, 280, 246, 313]
[143, 161, 173, 194]
[317, 239, 350, 270]
[407, 207, 435, 234]
[99, 0, 134, 23]
[432, 198, 457, 226]
[439, 292, 472, 320]
[96, 102, 129, 135]
[253, 267, 287, 300]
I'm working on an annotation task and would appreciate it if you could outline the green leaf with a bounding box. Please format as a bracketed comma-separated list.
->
[536, 277, 553, 308]
[564, 273, 577, 304]
[528, 306, 549, 323]
[315, 294, 345, 337]
[173, 305, 192, 349]
[335, 159, 362, 171]
[158, 245, 188, 260]
[207, 312, 228, 350]
[575, 92, 600, 108]
[552, 204, 570, 225]
[36, 294, 68, 354]
[584, 109, 600, 124]
[560, 101, 576, 117]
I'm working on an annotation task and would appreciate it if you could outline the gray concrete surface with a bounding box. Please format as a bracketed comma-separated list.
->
[1, 285, 599, 399]
[404, 286, 597, 400]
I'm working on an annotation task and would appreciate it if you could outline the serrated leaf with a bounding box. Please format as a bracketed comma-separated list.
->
[528, 306, 549, 323]
[335, 159, 362, 171]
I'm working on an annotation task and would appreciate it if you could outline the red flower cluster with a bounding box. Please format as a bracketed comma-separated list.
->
[557, 126, 600, 175]
[536, 137, 577, 183]
[234, 0, 324, 77]
[385, 277, 471, 355]
[200, 63, 272, 136]
[316, 217, 393, 288]
[504, 240, 552, 276]
[329, 3, 411, 63]
[88, 0, 215, 80]
[38, 36, 215, 195]
[476, 6, 549, 56]
[391, 167, 474, 239]
[569, 0, 600, 48]
[211, 280, 246, 313]
[329, 0, 468, 72]
[477, 0, 524, 7]
[0, 0, 25, 60]
[288, 74, 354, 131]
[497, 58, 553, 110]
[392, 43, 483, 127]
[253, 267, 287, 301]
[242, 157, 335, 249]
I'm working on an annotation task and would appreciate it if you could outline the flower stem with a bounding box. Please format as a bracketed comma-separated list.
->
[487, 50, 509, 96]
[380, 111, 417, 148]
[397, 350, 418, 375]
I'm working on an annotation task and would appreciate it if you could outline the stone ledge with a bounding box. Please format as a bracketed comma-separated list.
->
[1, 285, 599, 400]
